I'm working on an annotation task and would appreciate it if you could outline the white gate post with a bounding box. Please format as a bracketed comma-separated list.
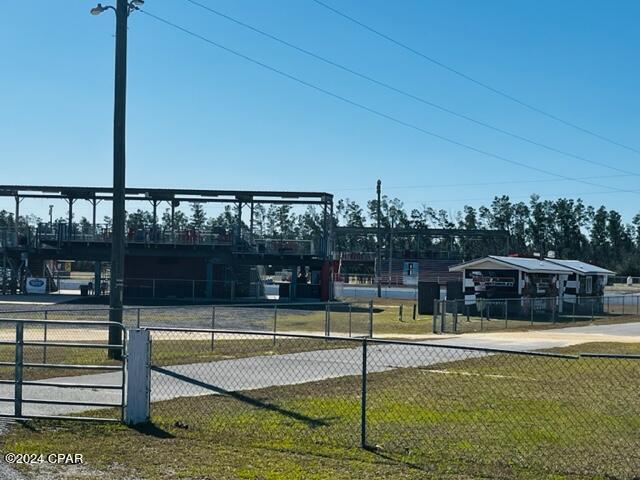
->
[125, 329, 150, 425]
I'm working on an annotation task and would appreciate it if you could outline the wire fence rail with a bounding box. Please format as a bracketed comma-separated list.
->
[2, 294, 639, 340]
[144, 328, 640, 479]
[0, 302, 376, 337]
[434, 294, 640, 333]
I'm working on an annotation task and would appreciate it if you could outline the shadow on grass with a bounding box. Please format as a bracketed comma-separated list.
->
[363, 445, 433, 473]
[131, 421, 175, 439]
[151, 366, 332, 429]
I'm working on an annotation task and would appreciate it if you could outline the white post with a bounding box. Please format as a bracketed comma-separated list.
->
[125, 329, 150, 425]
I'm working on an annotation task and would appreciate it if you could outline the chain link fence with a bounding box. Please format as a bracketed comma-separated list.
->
[0, 302, 375, 337]
[144, 329, 640, 478]
[434, 294, 640, 333]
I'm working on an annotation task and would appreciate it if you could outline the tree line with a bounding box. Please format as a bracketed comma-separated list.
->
[2, 193, 639, 274]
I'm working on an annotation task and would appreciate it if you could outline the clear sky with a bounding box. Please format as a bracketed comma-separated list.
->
[1, 0, 638, 223]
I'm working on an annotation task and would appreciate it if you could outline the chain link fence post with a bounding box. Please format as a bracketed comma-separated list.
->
[398, 304, 403, 322]
[360, 338, 367, 449]
[368, 300, 373, 338]
[453, 300, 458, 333]
[43, 310, 48, 364]
[273, 305, 278, 345]
[14, 322, 23, 418]
[348, 303, 352, 338]
[325, 303, 331, 337]
[505, 300, 508, 329]
[432, 299, 438, 334]
[530, 300, 534, 326]
[211, 306, 216, 350]
[412, 303, 417, 320]
[136, 307, 141, 328]
[572, 300, 576, 323]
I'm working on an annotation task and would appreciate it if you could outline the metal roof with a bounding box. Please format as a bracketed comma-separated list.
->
[544, 259, 614, 275]
[450, 255, 572, 274]
[450, 255, 614, 275]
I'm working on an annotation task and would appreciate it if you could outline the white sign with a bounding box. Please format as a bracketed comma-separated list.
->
[403, 262, 420, 286]
[26, 277, 47, 294]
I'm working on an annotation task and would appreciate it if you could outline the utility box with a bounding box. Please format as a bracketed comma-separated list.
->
[418, 281, 440, 315]
[446, 281, 464, 301]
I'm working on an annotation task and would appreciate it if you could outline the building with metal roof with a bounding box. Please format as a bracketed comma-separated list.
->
[449, 256, 613, 312]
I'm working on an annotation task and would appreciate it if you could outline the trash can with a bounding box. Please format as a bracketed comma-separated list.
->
[80, 285, 89, 296]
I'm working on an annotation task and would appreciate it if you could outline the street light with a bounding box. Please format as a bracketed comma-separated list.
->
[90, 0, 143, 359]
[90, 4, 114, 15]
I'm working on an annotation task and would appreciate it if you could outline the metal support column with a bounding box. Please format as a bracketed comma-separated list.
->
[235, 201, 243, 243]
[14, 195, 20, 227]
[91, 198, 98, 232]
[249, 200, 254, 242]
[67, 198, 76, 239]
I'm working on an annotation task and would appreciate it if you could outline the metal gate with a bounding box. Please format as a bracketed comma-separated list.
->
[0, 318, 126, 421]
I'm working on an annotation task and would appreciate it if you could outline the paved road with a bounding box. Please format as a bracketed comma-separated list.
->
[4, 321, 637, 417]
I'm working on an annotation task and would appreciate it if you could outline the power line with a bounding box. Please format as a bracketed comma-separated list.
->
[328, 188, 640, 206]
[399, 187, 640, 206]
[330, 174, 634, 192]
[182, 0, 639, 177]
[311, 0, 640, 156]
[139, 10, 639, 197]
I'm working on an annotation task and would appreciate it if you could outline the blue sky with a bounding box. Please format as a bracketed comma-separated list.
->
[1, 0, 638, 223]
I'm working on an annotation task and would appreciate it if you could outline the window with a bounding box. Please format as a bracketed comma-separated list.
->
[585, 276, 593, 295]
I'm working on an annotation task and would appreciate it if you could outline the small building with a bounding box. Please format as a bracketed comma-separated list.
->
[544, 259, 613, 301]
[449, 256, 569, 304]
[448, 256, 613, 315]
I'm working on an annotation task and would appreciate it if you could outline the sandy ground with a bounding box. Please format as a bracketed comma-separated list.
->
[0, 321, 637, 346]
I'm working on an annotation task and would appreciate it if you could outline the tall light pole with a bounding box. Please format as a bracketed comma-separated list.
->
[91, 0, 143, 358]
[376, 179, 382, 298]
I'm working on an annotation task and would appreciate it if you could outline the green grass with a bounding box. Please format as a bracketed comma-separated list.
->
[275, 303, 433, 336]
[2, 342, 638, 479]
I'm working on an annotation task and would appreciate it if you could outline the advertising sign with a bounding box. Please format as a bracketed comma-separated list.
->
[26, 277, 47, 294]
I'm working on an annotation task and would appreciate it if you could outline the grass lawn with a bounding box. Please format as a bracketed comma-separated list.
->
[2, 342, 638, 479]
[274, 302, 433, 336]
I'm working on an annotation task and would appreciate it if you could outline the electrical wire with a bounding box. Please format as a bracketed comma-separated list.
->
[182, 0, 639, 177]
[138, 9, 640, 197]
[311, 0, 640, 156]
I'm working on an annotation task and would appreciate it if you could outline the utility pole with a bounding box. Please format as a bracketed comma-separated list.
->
[92, 0, 142, 357]
[376, 180, 382, 298]
[107, 0, 129, 359]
